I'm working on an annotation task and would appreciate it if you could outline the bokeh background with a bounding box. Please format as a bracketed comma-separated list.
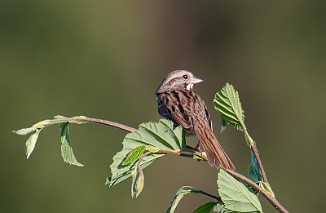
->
[1, 1, 325, 212]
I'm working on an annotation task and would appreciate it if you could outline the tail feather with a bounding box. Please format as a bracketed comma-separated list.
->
[194, 125, 235, 170]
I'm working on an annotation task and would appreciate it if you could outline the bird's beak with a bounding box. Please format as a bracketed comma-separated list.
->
[191, 76, 203, 84]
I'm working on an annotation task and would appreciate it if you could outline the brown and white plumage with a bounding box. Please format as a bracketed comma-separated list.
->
[155, 70, 235, 170]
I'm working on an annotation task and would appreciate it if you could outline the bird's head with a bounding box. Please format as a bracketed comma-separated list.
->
[156, 70, 203, 93]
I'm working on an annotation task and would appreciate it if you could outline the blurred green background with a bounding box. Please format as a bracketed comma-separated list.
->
[1, 1, 325, 212]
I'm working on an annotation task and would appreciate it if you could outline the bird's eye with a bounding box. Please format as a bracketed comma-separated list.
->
[182, 74, 188, 79]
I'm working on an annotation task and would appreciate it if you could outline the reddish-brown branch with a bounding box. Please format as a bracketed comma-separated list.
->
[251, 143, 268, 182]
[75, 116, 137, 132]
[243, 126, 268, 183]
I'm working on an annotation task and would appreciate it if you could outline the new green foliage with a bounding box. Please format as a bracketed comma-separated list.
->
[60, 123, 84, 167]
[13, 116, 87, 162]
[107, 119, 186, 188]
[217, 169, 262, 212]
[24, 130, 40, 159]
[122, 146, 146, 166]
[214, 83, 245, 132]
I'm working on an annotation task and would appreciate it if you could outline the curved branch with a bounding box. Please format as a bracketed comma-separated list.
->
[74, 116, 137, 132]
[58, 116, 290, 212]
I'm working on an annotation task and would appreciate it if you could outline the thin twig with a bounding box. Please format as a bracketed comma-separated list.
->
[251, 142, 268, 182]
[197, 189, 221, 201]
[156, 149, 181, 156]
[75, 116, 137, 132]
[180, 186, 221, 201]
[242, 125, 268, 183]
[157, 148, 198, 158]
[137, 152, 151, 177]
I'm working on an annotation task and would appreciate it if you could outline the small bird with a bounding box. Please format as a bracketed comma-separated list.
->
[155, 70, 235, 170]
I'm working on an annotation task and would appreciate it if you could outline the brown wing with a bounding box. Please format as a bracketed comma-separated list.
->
[156, 91, 194, 132]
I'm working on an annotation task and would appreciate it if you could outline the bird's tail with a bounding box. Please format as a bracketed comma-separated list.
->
[194, 125, 235, 170]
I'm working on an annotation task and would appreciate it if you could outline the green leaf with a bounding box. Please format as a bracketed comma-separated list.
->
[217, 169, 262, 212]
[214, 83, 245, 132]
[107, 119, 185, 187]
[122, 146, 146, 166]
[193, 202, 217, 213]
[248, 149, 262, 183]
[60, 123, 84, 167]
[24, 130, 40, 159]
[14, 116, 88, 163]
[167, 186, 202, 213]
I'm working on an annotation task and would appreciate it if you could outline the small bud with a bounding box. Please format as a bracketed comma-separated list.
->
[13, 127, 36, 135]
[133, 173, 144, 198]
[260, 181, 275, 198]
[131, 165, 145, 198]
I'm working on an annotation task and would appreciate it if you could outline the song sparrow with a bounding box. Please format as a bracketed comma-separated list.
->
[155, 70, 235, 170]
